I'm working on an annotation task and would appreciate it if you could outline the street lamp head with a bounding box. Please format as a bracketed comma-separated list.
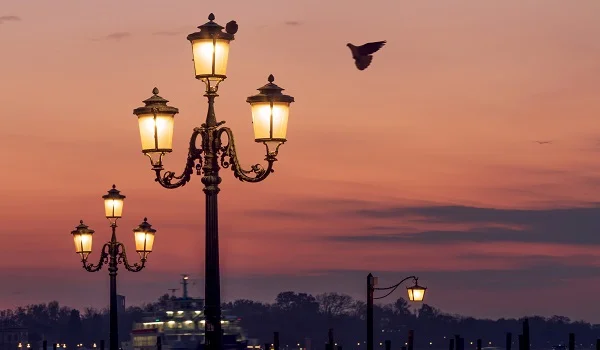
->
[102, 184, 126, 223]
[407, 278, 427, 302]
[246, 74, 295, 156]
[187, 13, 235, 84]
[133, 88, 179, 167]
[133, 217, 156, 260]
[71, 220, 94, 260]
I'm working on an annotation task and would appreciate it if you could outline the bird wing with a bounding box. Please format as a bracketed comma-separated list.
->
[357, 41, 386, 56]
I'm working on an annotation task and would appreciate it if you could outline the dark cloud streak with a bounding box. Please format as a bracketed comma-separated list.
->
[105, 32, 131, 41]
[0, 15, 21, 24]
[152, 30, 181, 36]
[349, 204, 600, 245]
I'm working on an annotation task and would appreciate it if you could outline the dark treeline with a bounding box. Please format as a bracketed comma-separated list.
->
[2, 292, 600, 348]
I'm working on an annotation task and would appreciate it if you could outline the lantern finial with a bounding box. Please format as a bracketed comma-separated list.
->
[208, 13, 215, 21]
[152, 87, 159, 95]
[268, 74, 274, 83]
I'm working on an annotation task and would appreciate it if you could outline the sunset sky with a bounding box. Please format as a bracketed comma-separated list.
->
[2, 0, 600, 322]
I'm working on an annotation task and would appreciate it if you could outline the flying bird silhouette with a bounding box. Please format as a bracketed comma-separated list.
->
[225, 20, 238, 35]
[347, 41, 387, 70]
[534, 140, 553, 144]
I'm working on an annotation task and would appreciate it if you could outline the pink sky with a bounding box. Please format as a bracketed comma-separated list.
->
[2, 0, 600, 322]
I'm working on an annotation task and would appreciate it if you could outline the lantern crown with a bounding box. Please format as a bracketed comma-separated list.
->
[135, 217, 156, 234]
[187, 13, 235, 42]
[102, 184, 126, 201]
[71, 220, 94, 236]
[246, 74, 295, 104]
[133, 88, 179, 117]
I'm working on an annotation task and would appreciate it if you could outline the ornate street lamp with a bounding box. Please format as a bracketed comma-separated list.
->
[366, 274, 427, 350]
[71, 185, 156, 350]
[132, 13, 295, 350]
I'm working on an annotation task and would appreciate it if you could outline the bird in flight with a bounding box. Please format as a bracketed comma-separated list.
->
[225, 20, 238, 35]
[347, 41, 387, 70]
[534, 140, 553, 144]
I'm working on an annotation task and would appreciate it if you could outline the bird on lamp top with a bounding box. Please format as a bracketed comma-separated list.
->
[225, 20, 238, 35]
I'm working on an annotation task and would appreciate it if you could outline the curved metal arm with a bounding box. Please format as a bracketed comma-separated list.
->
[116, 242, 147, 272]
[82, 243, 110, 272]
[217, 127, 276, 183]
[154, 129, 203, 189]
[373, 275, 417, 300]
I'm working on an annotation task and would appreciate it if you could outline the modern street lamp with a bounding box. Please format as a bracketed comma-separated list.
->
[132, 13, 295, 350]
[366, 273, 426, 350]
[71, 185, 157, 350]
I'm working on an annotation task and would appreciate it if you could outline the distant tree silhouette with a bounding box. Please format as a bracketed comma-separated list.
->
[316, 293, 355, 318]
[2, 291, 600, 348]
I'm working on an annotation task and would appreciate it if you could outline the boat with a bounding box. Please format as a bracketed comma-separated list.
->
[128, 275, 250, 350]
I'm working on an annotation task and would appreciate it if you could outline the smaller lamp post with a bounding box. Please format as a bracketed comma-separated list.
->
[366, 274, 427, 350]
[71, 185, 157, 350]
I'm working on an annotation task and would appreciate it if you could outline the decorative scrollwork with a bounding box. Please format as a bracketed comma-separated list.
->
[117, 243, 146, 272]
[216, 127, 276, 183]
[154, 129, 203, 189]
[82, 243, 110, 272]
[373, 276, 417, 300]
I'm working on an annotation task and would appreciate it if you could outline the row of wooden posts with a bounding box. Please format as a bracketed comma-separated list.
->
[264, 318, 600, 350]
[449, 319, 600, 350]
[37, 318, 600, 350]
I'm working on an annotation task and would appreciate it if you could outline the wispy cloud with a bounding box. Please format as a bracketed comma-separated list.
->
[336, 204, 600, 245]
[284, 21, 303, 26]
[105, 32, 131, 41]
[152, 30, 181, 37]
[0, 15, 20, 24]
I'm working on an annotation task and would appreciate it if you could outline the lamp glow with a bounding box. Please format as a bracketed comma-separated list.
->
[187, 13, 234, 82]
[71, 220, 94, 260]
[407, 279, 427, 302]
[102, 185, 126, 222]
[133, 88, 179, 167]
[133, 217, 156, 260]
[247, 74, 295, 155]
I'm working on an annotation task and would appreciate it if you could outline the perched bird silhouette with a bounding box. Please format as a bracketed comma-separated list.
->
[347, 41, 387, 70]
[225, 20, 238, 35]
[534, 140, 553, 144]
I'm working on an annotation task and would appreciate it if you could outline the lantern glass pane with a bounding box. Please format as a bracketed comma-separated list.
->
[191, 39, 230, 77]
[104, 198, 124, 219]
[250, 102, 290, 141]
[134, 230, 155, 259]
[137, 113, 175, 152]
[73, 232, 92, 259]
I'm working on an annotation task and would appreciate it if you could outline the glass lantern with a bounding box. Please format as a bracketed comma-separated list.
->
[133, 88, 179, 167]
[246, 74, 295, 155]
[71, 220, 95, 260]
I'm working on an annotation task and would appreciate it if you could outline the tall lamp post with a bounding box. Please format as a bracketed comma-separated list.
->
[366, 273, 427, 350]
[131, 13, 295, 350]
[70, 185, 157, 350]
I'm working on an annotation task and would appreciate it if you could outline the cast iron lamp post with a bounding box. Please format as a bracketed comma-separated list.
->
[367, 273, 427, 350]
[70, 185, 157, 350]
[131, 13, 295, 350]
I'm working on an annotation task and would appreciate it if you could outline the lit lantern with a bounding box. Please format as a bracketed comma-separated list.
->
[102, 185, 126, 222]
[246, 74, 295, 155]
[71, 220, 94, 260]
[133, 88, 179, 166]
[407, 279, 427, 302]
[187, 13, 234, 82]
[133, 217, 156, 260]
